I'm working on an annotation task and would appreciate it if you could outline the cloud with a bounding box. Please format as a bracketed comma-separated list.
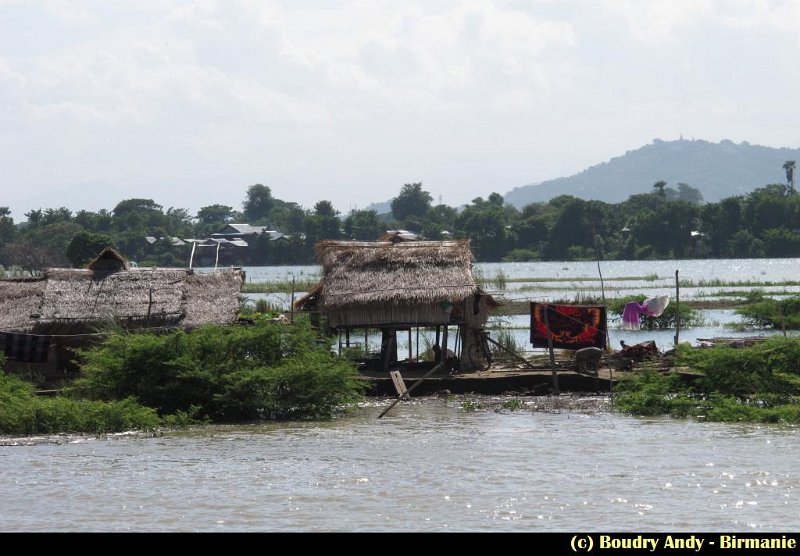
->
[2, 0, 800, 216]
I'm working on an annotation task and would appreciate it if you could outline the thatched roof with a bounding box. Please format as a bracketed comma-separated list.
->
[296, 240, 487, 328]
[0, 278, 47, 331]
[87, 246, 129, 272]
[0, 267, 244, 333]
[183, 270, 246, 328]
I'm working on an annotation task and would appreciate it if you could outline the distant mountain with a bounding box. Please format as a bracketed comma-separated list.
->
[504, 138, 800, 208]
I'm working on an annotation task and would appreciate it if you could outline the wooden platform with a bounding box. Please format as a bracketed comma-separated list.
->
[361, 364, 618, 396]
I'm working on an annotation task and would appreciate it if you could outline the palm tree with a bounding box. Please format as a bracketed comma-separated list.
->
[783, 160, 795, 194]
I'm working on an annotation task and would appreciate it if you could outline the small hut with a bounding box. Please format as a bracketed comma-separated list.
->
[295, 239, 497, 371]
[0, 247, 244, 378]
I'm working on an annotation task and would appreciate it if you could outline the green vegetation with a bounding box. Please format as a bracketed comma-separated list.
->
[241, 279, 317, 294]
[74, 319, 366, 422]
[460, 397, 486, 412]
[0, 319, 366, 435]
[615, 338, 800, 423]
[490, 324, 527, 360]
[500, 399, 526, 411]
[0, 371, 160, 435]
[3, 180, 800, 271]
[736, 294, 800, 329]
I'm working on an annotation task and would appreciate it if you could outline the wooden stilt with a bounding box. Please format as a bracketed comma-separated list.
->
[542, 304, 560, 394]
[441, 325, 449, 364]
[290, 277, 295, 324]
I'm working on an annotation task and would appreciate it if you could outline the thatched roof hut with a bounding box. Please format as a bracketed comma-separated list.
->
[296, 239, 495, 328]
[0, 265, 244, 334]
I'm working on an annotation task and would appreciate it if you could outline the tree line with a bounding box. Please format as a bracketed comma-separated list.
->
[0, 179, 799, 272]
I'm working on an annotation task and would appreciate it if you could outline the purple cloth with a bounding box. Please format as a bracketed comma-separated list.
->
[622, 301, 647, 330]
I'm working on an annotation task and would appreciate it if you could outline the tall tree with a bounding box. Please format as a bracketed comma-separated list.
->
[0, 208, 15, 266]
[243, 184, 275, 223]
[112, 199, 166, 232]
[66, 231, 115, 268]
[197, 204, 235, 226]
[344, 209, 381, 240]
[784, 160, 796, 193]
[390, 182, 433, 224]
[652, 180, 667, 198]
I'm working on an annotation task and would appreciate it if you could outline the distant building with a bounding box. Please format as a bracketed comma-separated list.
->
[211, 224, 288, 242]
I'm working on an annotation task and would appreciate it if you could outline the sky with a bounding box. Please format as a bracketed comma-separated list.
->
[3, 0, 800, 220]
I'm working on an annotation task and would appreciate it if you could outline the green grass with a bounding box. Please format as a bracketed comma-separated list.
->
[242, 279, 317, 294]
[678, 278, 800, 288]
[492, 274, 660, 284]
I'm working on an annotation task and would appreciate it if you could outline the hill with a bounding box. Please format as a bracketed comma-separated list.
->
[504, 138, 800, 208]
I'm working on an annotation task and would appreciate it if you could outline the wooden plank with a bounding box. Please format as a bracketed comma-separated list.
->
[389, 370, 408, 398]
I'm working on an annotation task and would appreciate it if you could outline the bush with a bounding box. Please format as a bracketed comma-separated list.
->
[0, 373, 160, 434]
[736, 295, 800, 329]
[679, 336, 800, 397]
[614, 369, 694, 417]
[615, 338, 800, 423]
[74, 319, 365, 421]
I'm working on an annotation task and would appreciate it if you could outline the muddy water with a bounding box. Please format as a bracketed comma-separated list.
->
[1, 401, 798, 531]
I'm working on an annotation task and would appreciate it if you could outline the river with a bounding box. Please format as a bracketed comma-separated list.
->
[5, 258, 799, 532]
[2, 400, 798, 532]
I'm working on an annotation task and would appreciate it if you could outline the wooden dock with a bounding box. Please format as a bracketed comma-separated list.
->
[361, 365, 618, 396]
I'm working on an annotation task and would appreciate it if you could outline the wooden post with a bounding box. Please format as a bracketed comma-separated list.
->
[346, 327, 350, 348]
[415, 327, 419, 361]
[382, 331, 395, 372]
[189, 241, 197, 269]
[608, 364, 614, 405]
[782, 308, 787, 337]
[441, 325, 449, 364]
[542, 304, 560, 394]
[408, 329, 412, 362]
[338, 329, 342, 356]
[673, 270, 680, 347]
[290, 277, 296, 324]
[597, 259, 609, 350]
[364, 328, 369, 354]
[146, 287, 153, 328]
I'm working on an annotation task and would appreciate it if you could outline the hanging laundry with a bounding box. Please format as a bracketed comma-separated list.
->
[621, 296, 670, 331]
[643, 295, 670, 318]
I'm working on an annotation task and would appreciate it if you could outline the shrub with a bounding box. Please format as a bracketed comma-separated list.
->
[74, 319, 365, 421]
[736, 295, 800, 329]
[0, 373, 160, 434]
[616, 338, 800, 423]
